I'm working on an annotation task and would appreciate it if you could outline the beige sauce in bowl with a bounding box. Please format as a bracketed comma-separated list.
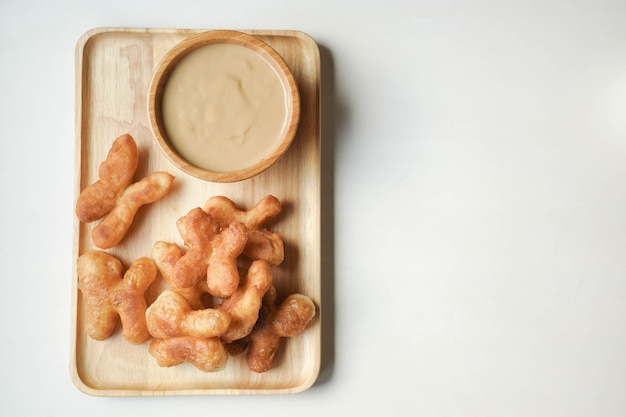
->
[161, 43, 289, 173]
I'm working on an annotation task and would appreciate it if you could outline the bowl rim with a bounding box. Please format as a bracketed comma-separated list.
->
[147, 30, 301, 183]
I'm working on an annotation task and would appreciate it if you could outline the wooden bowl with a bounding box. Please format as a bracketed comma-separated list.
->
[147, 30, 300, 182]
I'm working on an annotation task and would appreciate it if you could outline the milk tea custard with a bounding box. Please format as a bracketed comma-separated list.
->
[161, 43, 289, 172]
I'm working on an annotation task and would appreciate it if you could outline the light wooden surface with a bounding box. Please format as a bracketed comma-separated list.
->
[71, 27, 321, 396]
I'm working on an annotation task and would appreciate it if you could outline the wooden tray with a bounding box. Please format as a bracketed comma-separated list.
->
[71, 27, 321, 396]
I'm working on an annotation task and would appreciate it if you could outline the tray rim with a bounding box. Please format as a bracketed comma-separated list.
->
[70, 26, 322, 397]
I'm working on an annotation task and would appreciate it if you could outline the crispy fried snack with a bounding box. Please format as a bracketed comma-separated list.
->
[75, 134, 138, 223]
[203, 195, 284, 266]
[146, 289, 231, 339]
[273, 294, 316, 336]
[75, 134, 175, 249]
[168, 207, 247, 299]
[149, 336, 228, 372]
[206, 221, 247, 298]
[152, 241, 208, 309]
[218, 260, 273, 343]
[245, 229, 284, 266]
[203, 195, 281, 229]
[91, 171, 175, 249]
[246, 292, 316, 373]
[77, 250, 157, 344]
[171, 208, 220, 289]
[223, 285, 277, 357]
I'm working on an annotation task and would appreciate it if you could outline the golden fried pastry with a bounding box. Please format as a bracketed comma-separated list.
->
[273, 294, 316, 336]
[76, 190, 317, 375]
[206, 221, 247, 298]
[222, 286, 278, 357]
[146, 289, 231, 339]
[75, 134, 138, 223]
[75, 133, 175, 249]
[149, 336, 228, 372]
[222, 285, 276, 357]
[203, 195, 284, 266]
[218, 260, 273, 343]
[171, 208, 220, 289]
[244, 229, 284, 266]
[246, 292, 316, 373]
[244, 285, 278, 372]
[152, 241, 208, 309]
[203, 195, 281, 229]
[77, 250, 157, 344]
[92, 171, 175, 249]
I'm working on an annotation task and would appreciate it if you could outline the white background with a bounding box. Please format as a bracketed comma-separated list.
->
[2, 0, 626, 415]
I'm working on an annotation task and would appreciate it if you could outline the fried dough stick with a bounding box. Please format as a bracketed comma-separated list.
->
[218, 259, 272, 343]
[203, 195, 284, 265]
[149, 336, 228, 372]
[146, 289, 231, 339]
[75, 133, 138, 223]
[203, 195, 281, 229]
[206, 221, 247, 298]
[77, 250, 157, 344]
[171, 208, 220, 289]
[152, 241, 208, 310]
[76, 134, 175, 249]
[91, 171, 175, 249]
[246, 292, 316, 373]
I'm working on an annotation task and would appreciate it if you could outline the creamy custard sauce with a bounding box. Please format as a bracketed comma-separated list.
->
[162, 43, 289, 172]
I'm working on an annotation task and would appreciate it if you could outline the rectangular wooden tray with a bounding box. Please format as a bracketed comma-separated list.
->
[71, 27, 321, 396]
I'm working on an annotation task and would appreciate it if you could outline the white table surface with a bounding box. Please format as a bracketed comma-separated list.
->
[2, 0, 626, 415]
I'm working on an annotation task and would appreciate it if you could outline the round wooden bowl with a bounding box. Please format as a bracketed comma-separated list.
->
[147, 30, 300, 182]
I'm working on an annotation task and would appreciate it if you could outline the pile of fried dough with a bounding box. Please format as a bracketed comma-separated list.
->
[75, 134, 316, 373]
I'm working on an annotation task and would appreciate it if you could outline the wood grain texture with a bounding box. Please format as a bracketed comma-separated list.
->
[71, 27, 321, 396]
